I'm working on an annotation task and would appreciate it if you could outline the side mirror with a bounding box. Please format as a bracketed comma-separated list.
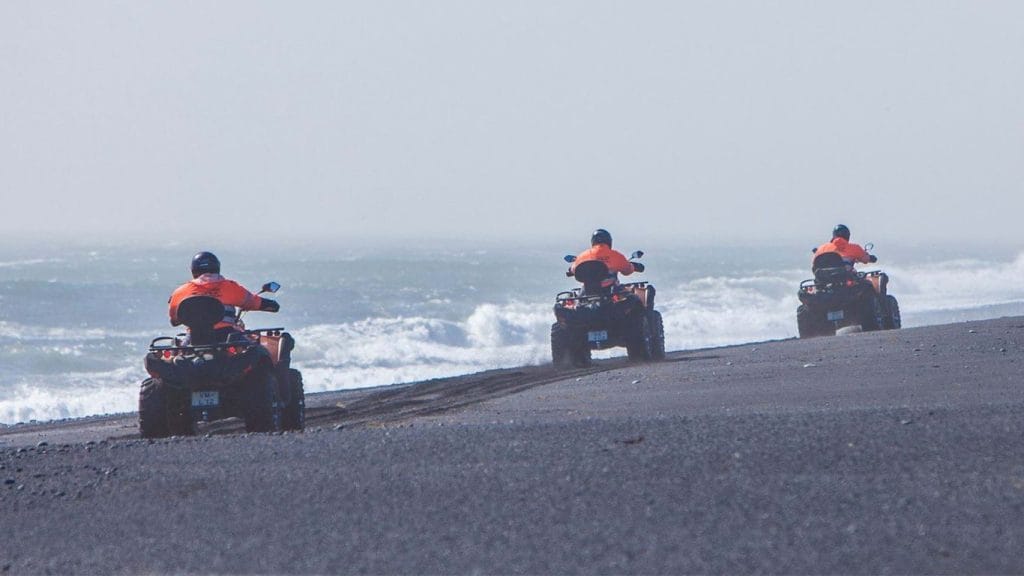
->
[564, 255, 576, 263]
[261, 281, 281, 294]
[630, 250, 644, 260]
[864, 242, 874, 252]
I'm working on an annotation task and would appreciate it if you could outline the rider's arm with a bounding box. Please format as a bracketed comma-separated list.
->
[608, 251, 636, 276]
[220, 281, 264, 311]
[168, 290, 182, 326]
[568, 248, 592, 274]
[850, 244, 872, 264]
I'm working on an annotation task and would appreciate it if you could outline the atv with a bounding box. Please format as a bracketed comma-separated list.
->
[551, 251, 666, 367]
[139, 282, 305, 438]
[797, 248, 901, 338]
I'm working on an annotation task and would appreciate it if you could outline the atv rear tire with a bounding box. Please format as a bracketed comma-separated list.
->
[797, 305, 836, 339]
[139, 378, 192, 439]
[571, 345, 592, 368]
[797, 305, 812, 339]
[243, 371, 281, 433]
[648, 310, 666, 360]
[281, 369, 305, 431]
[884, 295, 901, 330]
[860, 297, 884, 332]
[551, 323, 571, 367]
[626, 313, 654, 362]
[797, 306, 821, 339]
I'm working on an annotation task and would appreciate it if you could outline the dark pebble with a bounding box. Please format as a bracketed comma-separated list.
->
[3, 478, 14, 485]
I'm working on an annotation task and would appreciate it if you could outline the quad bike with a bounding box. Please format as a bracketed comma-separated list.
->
[797, 247, 901, 338]
[551, 251, 666, 367]
[139, 282, 305, 438]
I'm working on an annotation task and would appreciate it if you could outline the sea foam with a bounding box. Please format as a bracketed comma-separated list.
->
[2, 250, 1023, 425]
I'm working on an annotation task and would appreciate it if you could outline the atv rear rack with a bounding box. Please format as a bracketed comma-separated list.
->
[800, 270, 884, 294]
[148, 328, 286, 354]
[556, 281, 648, 302]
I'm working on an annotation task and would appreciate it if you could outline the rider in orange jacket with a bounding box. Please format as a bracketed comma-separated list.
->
[813, 225, 877, 269]
[571, 229, 644, 286]
[168, 252, 279, 332]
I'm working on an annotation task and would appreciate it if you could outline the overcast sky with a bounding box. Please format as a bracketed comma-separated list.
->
[2, 1, 1021, 247]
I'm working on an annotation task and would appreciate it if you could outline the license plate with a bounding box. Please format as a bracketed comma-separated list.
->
[191, 391, 220, 407]
[827, 310, 845, 321]
[588, 330, 608, 343]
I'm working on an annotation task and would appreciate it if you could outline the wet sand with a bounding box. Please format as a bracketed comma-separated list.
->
[2, 317, 1024, 574]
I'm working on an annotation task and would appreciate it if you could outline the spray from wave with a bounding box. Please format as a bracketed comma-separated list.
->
[0, 367, 139, 426]
[294, 303, 552, 392]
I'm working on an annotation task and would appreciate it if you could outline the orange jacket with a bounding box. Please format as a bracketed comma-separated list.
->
[168, 274, 264, 329]
[571, 244, 637, 276]
[814, 237, 871, 265]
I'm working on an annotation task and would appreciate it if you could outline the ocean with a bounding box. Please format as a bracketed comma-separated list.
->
[2, 238, 1023, 425]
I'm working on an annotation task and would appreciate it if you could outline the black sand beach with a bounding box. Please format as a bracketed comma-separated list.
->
[3, 317, 1024, 574]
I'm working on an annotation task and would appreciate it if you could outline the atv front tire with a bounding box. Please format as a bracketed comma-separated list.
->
[884, 295, 901, 330]
[648, 310, 666, 360]
[281, 369, 305, 431]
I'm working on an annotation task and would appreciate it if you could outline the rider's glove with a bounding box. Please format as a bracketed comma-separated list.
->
[632, 262, 645, 273]
[868, 255, 878, 263]
[259, 298, 280, 312]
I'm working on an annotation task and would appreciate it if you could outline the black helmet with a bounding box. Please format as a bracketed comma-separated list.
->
[832, 224, 851, 241]
[191, 251, 220, 278]
[591, 229, 612, 247]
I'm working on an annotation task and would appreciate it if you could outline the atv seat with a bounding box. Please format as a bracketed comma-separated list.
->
[811, 252, 856, 286]
[178, 296, 231, 346]
[811, 251, 845, 272]
[573, 260, 613, 296]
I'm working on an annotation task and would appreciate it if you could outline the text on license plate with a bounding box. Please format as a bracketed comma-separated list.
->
[827, 310, 845, 321]
[191, 391, 220, 407]
[588, 330, 608, 343]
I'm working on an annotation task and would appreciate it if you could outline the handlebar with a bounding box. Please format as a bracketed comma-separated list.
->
[237, 281, 282, 323]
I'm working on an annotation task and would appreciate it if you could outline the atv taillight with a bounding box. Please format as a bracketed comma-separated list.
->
[162, 350, 172, 359]
[563, 299, 576, 308]
[227, 346, 237, 355]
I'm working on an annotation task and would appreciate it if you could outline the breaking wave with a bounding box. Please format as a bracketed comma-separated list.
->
[293, 303, 552, 392]
[2, 249, 1023, 425]
[0, 367, 138, 426]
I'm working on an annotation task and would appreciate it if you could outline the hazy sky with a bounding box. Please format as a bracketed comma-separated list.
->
[2, 2, 1022, 247]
